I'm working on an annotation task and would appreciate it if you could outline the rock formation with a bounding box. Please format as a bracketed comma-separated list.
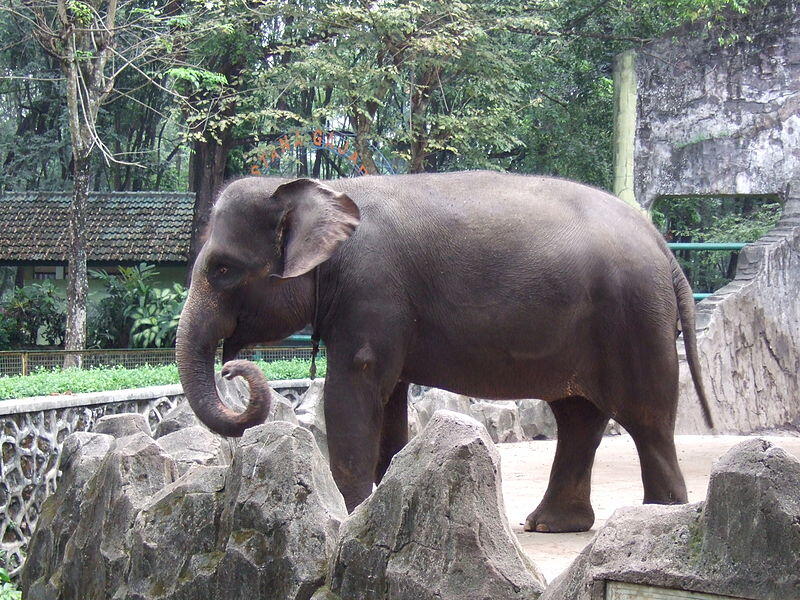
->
[328, 410, 547, 600]
[541, 438, 800, 600]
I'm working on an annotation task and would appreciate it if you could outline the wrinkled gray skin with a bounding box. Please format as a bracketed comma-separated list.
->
[176, 171, 712, 533]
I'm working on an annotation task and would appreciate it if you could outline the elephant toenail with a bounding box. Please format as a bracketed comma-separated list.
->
[535, 524, 550, 533]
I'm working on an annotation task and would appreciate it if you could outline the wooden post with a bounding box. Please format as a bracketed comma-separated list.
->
[613, 50, 640, 210]
[21, 352, 28, 377]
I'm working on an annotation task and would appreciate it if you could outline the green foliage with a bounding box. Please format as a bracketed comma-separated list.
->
[89, 264, 187, 349]
[0, 553, 21, 600]
[654, 196, 782, 292]
[0, 282, 65, 348]
[167, 67, 227, 92]
[0, 358, 326, 400]
[67, 0, 94, 26]
[128, 284, 187, 348]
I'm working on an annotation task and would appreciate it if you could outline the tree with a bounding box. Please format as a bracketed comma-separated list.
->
[1, 0, 203, 361]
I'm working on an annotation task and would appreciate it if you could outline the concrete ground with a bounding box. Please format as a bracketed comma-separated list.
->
[498, 433, 800, 584]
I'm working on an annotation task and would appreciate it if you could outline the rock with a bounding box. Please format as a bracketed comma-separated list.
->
[469, 400, 526, 443]
[23, 417, 347, 600]
[156, 425, 230, 474]
[155, 401, 200, 437]
[697, 438, 800, 596]
[516, 399, 557, 440]
[295, 380, 328, 459]
[329, 410, 547, 600]
[94, 413, 152, 438]
[269, 392, 300, 425]
[24, 432, 179, 600]
[22, 432, 115, 599]
[408, 386, 472, 430]
[123, 465, 229, 600]
[407, 402, 422, 438]
[214, 421, 347, 600]
[541, 438, 800, 600]
[214, 372, 251, 411]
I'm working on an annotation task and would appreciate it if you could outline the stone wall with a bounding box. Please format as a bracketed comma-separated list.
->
[0, 379, 558, 575]
[631, 0, 800, 209]
[676, 199, 800, 433]
[0, 380, 311, 575]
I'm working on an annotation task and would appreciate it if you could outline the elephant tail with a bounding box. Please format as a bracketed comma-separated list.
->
[669, 252, 715, 430]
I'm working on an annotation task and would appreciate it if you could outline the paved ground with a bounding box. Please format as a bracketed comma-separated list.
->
[497, 433, 800, 584]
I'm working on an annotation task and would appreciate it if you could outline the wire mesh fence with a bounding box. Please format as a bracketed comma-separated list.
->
[0, 345, 324, 377]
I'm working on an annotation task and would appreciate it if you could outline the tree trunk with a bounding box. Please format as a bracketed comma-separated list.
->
[63, 153, 89, 367]
[353, 110, 380, 175]
[186, 134, 231, 280]
[409, 67, 439, 174]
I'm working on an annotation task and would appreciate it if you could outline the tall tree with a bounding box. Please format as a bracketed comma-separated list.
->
[1, 0, 199, 362]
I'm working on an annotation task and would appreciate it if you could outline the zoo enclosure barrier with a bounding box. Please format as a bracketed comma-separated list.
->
[0, 335, 324, 377]
[665, 242, 746, 300]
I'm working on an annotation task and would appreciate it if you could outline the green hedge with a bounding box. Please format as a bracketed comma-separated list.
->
[0, 358, 325, 401]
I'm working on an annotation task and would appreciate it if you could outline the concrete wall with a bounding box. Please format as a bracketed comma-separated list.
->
[630, 0, 799, 209]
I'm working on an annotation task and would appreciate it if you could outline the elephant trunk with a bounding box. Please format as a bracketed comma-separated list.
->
[176, 291, 271, 437]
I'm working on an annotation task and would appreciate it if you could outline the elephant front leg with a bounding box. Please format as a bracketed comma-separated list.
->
[325, 363, 390, 512]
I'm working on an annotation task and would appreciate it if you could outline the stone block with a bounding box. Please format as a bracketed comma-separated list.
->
[329, 410, 547, 600]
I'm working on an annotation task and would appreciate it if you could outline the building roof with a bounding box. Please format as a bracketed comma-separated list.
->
[0, 191, 194, 264]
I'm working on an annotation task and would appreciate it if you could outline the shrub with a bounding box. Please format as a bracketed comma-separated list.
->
[0, 281, 65, 348]
[89, 263, 187, 349]
[653, 197, 782, 293]
[0, 358, 325, 400]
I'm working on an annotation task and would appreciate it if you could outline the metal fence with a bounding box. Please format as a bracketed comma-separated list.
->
[0, 344, 325, 378]
[666, 241, 746, 300]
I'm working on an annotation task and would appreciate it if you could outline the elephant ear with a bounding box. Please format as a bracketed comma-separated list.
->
[272, 178, 361, 279]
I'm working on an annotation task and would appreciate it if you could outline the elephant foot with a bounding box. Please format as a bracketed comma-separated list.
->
[524, 500, 595, 533]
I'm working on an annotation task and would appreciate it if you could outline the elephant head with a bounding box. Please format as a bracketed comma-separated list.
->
[176, 177, 360, 436]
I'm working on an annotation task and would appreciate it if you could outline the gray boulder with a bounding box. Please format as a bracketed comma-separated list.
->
[25, 432, 179, 600]
[155, 400, 200, 437]
[94, 413, 152, 438]
[215, 421, 347, 600]
[22, 432, 116, 599]
[516, 399, 557, 440]
[295, 380, 328, 459]
[156, 425, 230, 474]
[541, 438, 800, 600]
[216, 371, 299, 425]
[469, 400, 526, 443]
[409, 386, 473, 429]
[329, 410, 547, 600]
[123, 465, 229, 600]
[269, 391, 300, 424]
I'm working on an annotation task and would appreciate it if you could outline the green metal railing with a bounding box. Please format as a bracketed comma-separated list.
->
[666, 242, 747, 300]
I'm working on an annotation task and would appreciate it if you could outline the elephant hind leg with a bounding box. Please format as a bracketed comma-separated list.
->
[374, 380, 409, 484]
[624, 421, 687, 505]
[525, 395, 609, 533]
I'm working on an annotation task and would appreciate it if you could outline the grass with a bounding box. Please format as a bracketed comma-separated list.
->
[0, 357, 326, 400]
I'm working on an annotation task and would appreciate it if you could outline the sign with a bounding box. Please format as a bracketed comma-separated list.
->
[606, 581, 746, 600]
[250, 129, 369, 176]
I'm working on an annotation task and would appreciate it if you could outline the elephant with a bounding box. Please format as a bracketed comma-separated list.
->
[176, 171, 713, 533]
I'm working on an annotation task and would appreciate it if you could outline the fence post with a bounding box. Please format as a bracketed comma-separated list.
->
[21, 352, 28, 376]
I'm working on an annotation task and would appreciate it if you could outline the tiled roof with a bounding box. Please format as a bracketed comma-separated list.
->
[0, 191, 194, 263]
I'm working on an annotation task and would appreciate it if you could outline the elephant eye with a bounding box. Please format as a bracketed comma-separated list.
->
[217, 265, 229, 275]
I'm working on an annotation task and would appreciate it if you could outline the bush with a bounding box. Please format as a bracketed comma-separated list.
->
[0, 281, 65, 349]
[0, 551, 21, 600]
[653, 196, 782, 293]
[0, 358, 325, 400]
[89, 263, 187, 349]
